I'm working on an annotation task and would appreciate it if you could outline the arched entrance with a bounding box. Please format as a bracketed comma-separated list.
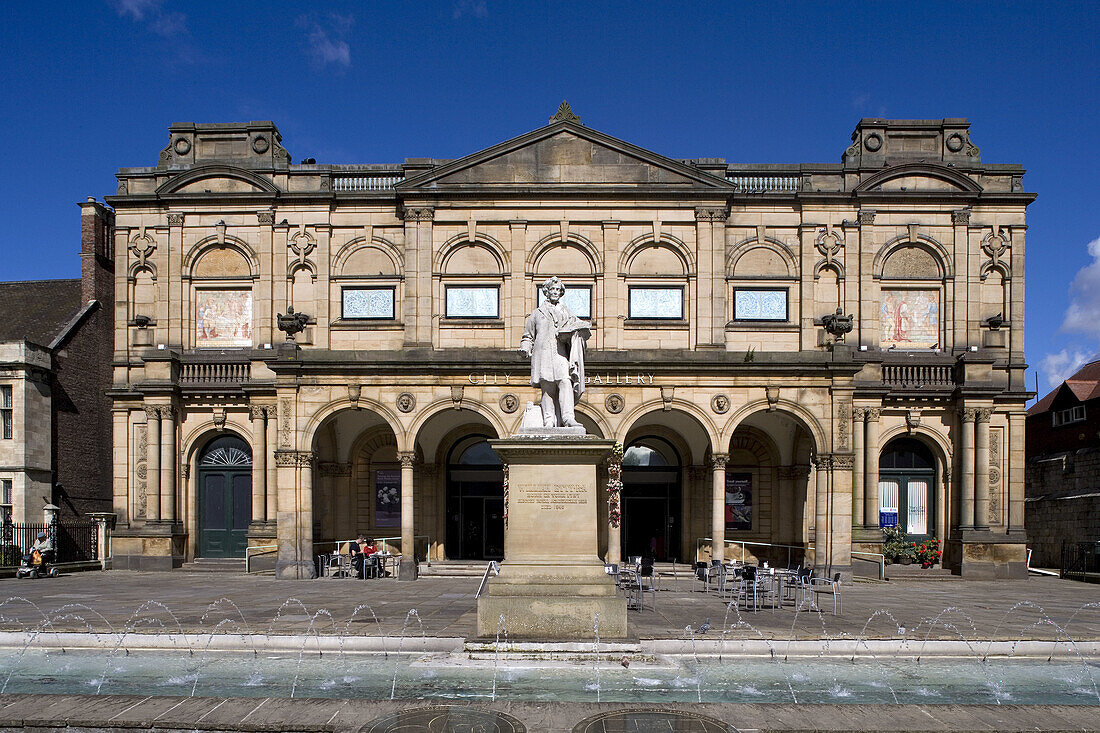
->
[879, 437, 936, 538]
[446, 435, 505, 560]
[621, 436, 681, 561]
[196, 434, 252, 558]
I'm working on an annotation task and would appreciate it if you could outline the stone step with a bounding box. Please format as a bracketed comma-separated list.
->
[419, 561, 497, 577]
[180, 558, 245, 573]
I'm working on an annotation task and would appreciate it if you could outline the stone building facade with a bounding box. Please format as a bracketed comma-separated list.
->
[102, 106, 1033, 578]
[0, 201, 115, 523]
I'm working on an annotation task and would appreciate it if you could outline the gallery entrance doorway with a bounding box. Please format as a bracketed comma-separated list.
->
[446, 436, 505, 560]
[878, 437, 936, 538]
[196, 435, 252, 558]
[621, 436, 681, 562]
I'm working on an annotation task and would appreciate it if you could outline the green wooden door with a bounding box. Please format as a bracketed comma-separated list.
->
[197, 437, 252, 558]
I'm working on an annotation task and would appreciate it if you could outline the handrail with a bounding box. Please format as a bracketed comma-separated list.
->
[244, 544, 277, 574]
[475, 560, 501, 599]
[695, 537, 804, 569]
[851, 551, 885, 581]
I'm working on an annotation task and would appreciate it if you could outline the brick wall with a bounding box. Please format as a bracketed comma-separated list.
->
[51, 201, 115, 520]
[1025, 447, 1100, 568]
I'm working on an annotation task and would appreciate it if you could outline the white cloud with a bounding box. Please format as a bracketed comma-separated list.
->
[111, 0, 161, 21]
[1038, 235, 1100, 391]
[298, 13, 353, 68]
[1039, 348, 1092, 392]
[1060, 236, 1100, 338]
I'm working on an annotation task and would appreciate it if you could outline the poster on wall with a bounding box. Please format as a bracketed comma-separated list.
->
[195, 290, 253, 347]
[725, 473, 753, 531]
[375, 469, 401, 528]
[880, 290, 939, 348]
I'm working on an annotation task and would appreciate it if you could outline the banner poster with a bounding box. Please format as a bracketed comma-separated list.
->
[725, 473, 753, 531]
[375, 469, 401, 528]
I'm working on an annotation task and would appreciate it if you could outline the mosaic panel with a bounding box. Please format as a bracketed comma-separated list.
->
[195, 290, 252, 347]
[342, 287, 395, 319]
[446, 286, 499, 318]
[880, 289, 939, 348]
[733, 288, 787, 321]
[628, 286, 683, 319]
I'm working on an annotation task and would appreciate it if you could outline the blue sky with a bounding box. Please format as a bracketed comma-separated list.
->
[1, 1, 1096, 395]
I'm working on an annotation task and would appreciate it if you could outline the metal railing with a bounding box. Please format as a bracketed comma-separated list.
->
[333, 174, 405, 192]
[244, 544, 277, 574]
[851, 551, 886, 581]
[180, 361, 250, 386]
[0, 519, 97, 565]
[882, 363, 956, 389]
[1060, 540, 1100, 584]
[726, 175, 800, 193]
[695, 537, 805, 569]
[475, 561, 501, 599]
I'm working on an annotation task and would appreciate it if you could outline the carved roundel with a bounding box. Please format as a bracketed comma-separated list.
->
[711, 394, 730, 414]
[252, 135, 270, 154]
[946, 132, 965, 152]
[173, 137, 191, 155]
[396, 392, 416, 413]
[500, 393, 519, 413]
[605, 393, 625, 414]
[864, 132, 883, 152]
[989, 467, 1001, 485]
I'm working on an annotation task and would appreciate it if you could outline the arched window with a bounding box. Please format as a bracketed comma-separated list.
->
[621, 436, 681, 561]
[879, 437, 935, 537]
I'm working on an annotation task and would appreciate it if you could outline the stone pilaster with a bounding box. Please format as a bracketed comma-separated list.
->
[144, 405, 161, 522]
[863, 408, 881, 529]
[249, 405, 267, 524]
[959, 407, 977, 529]
[974, 408, 992, 531]
[159, 405, 177, 523]
[851, 407, 866, 526]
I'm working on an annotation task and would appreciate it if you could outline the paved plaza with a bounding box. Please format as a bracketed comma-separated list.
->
[0, 569, 1096, 642]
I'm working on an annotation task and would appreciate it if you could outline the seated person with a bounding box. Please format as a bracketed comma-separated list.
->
[23, 532, 54, 567]
[350, 535, 378, 578]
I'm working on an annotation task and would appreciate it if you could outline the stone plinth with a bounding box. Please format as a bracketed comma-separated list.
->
[477, 433, 627, 639]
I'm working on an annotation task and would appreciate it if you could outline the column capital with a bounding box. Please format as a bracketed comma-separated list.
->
[830, 453, 856, 470]
[857, 210, 876, 226]
[694, 207, 728, 222]
[403, 207, 434, 222]
[166, 212, 185, 226]
[952, 208, 972, 226]
[865, 407, 882, 422]
[852, 406, 867, 420]
[814, 453, 833, 470]
[256, 211, 275, 226]
[975, 408, 993, 423]
[960, 407, 979, 422]
[143, 405, 161, 420]
[397, 450, 416, 468]
[248, 404, 267, 421]
[709, 453, 729, 469]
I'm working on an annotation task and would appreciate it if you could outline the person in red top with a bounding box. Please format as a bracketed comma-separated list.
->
[351, 535, 377, 579]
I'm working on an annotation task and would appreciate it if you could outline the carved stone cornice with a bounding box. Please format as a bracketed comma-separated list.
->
[275, 450, 314, 468]
[403, 207, 435, 222]
[318, 461, 351, 477]
[831, 453, 855, 470]
[694, 207, 728, 223]
[397, 451, 416, 469]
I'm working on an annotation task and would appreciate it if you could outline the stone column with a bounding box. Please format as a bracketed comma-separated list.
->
[829, 454, 854, 576]
[863, 408, 881, 529]
[398, 450, 417, 580]
[144, 406, 161, 522]
[959, 408, 976, 530]
[160, 406, 177, 523]
[852, 408, 865, 527]
[250, 405, 267, 524]
[710, 453, 728, 562]
[265, 405, 278, 525]
[814, 455, 829, 567]
[1008, 411, 1025, 533]
[274, 449, 316, 579]
[606, 450, 622, 564]
[974, 408, 992, 531]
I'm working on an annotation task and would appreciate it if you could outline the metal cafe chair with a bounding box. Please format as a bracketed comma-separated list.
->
[809, 572, 842, 615]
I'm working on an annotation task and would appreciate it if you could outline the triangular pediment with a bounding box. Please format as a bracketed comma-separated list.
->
[397, 120, 731, 190]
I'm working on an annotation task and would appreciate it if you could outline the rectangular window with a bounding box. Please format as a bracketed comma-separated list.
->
[627, 286, 683, 320]
[725, 473, 753, 531]
[375, 469, 401, 527]
[1053, 405, 1086, 427]
[195, 290, 253, 347]
[1, 479, 10, 505]
[342, 287, 396, 320]
[880, 290, 939, 348]
[445, 286, 499, 318]
[733, 288, 789, 321]
[0, 385, 11, 440]
[537, 284, 592, 319]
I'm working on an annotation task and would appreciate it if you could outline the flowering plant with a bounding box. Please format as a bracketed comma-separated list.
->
[881, 525, 917, 564]
[607, 443, 623, 528]
[916, 538, 941, 566]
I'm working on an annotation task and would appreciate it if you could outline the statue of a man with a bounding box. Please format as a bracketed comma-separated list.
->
[520, 277, 591, 428]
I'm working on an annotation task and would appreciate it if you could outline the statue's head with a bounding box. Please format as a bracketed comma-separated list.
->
[541, 276, 565, 302]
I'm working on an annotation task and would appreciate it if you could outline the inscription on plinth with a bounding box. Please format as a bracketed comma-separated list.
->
[514, 483, 587, 511]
